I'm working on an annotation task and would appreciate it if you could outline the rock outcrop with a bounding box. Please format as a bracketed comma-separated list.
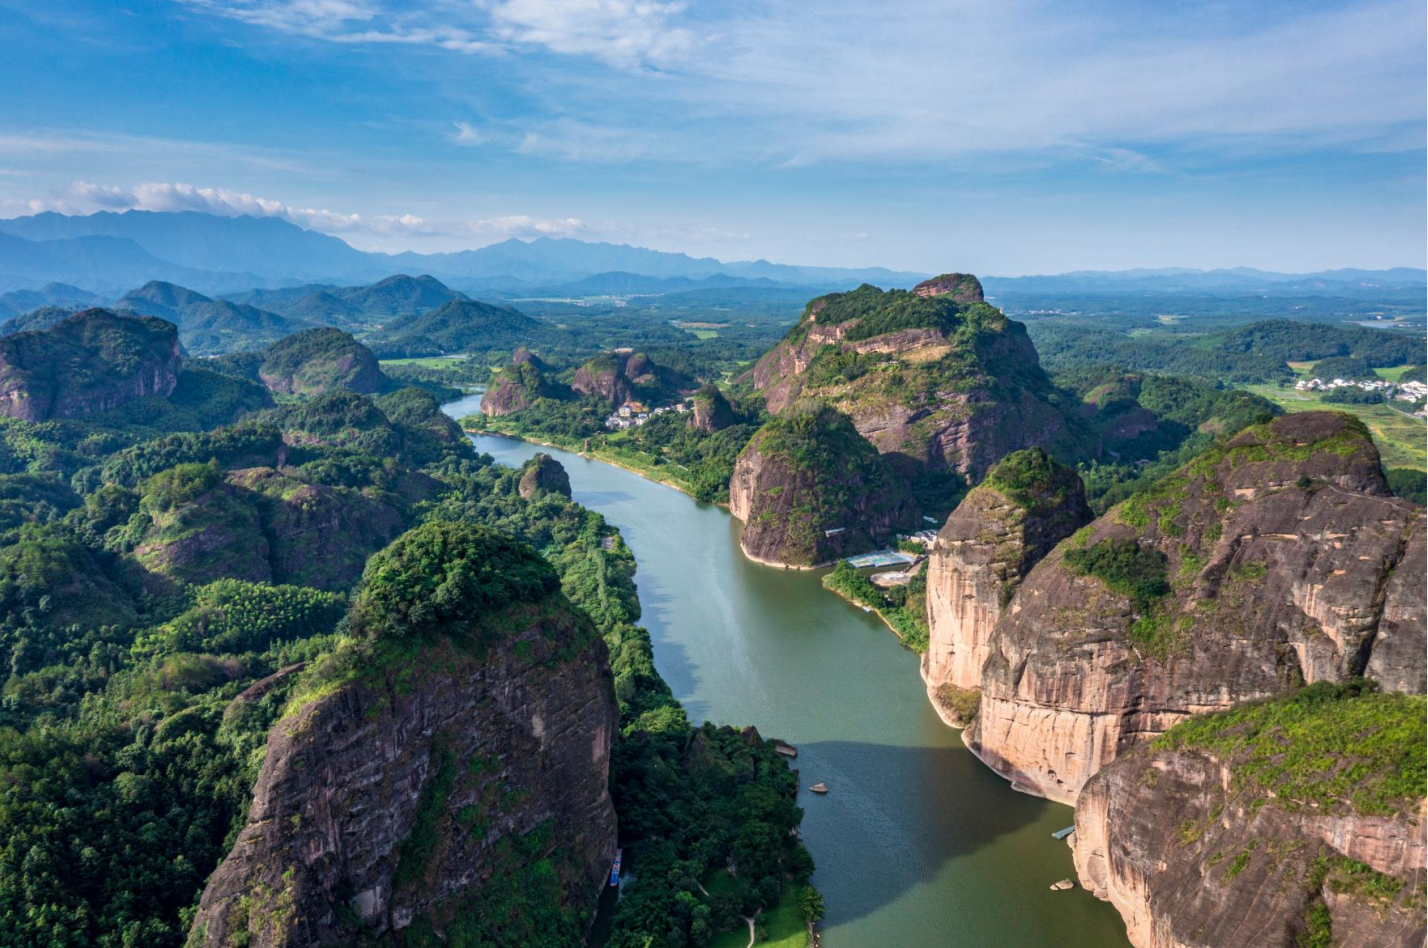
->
[750, 276, 1077, 482]
[519, 453, 572, 499]
[0, 308, 180, 421]
[912, 272, 984, 302]
[688, 383, 737, 433]
[922, 448, 1091, 725]
[190, 523, 618, 947]
[481, 351, 561, 417]
[729, 404, 915, 566]
[965, 412, 1426, 804]
[572, 351, 689, 408]
[1072, 684, 1426, 948]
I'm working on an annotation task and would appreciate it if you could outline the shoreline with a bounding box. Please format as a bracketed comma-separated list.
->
[821, 582, 907, 641]
[465, 425, 715, 504]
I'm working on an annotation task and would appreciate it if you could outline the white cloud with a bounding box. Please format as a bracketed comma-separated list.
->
[467, 215, 588, 238]
[174, 0, 684, 65]
[6, 179, 597, 247]
[452, 121, 484, 145]
[486, 0, 694, 67]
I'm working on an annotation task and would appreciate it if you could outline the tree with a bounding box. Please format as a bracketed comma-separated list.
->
[799, 886, 825, 925]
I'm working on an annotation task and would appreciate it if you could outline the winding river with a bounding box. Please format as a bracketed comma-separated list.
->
[443, 394, 1131, 947]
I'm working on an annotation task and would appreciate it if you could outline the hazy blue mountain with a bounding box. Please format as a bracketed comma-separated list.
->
[117, 280, 313, 354]
[0, 305, 85, 336]
[0, 282, 103, 319]
[0, 210, 373, 280]
[525, 270, 792, 297]
[0, 211, 927, 289]
[0, 232, 256, 294]
[983, 267, 1427, 296]
[1, 211, 1418, 302]
[220, 273, 467, 327]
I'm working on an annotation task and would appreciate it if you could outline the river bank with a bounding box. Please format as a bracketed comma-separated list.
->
[442, 391, 1132, 948]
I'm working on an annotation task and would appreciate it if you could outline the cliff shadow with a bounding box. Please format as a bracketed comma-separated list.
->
[791, 739, 1093, 933]
[631, 581, 707, 720]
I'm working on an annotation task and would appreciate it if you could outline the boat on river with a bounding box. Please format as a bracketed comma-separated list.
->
[609, 849, 622, 886]
[809, 782, 829, 794]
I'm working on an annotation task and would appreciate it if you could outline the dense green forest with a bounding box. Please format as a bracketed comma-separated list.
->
[1028, 318, 1425, 384]
[0, 324, 811, 947]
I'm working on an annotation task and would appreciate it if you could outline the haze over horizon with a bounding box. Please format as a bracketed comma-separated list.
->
[1, 0, 1424, 274]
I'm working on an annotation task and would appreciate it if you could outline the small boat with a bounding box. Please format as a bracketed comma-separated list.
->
[809, 782, 829, 794]
[1049, 879, 1075, 891]
[774, 740, 798, 758]
[1051, 825, 1076, 840]
[609, 849, 622, 886]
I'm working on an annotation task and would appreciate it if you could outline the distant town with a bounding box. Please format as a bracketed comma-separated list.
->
[604, 399, 691, 430]
[1294, 374, 1428, 415]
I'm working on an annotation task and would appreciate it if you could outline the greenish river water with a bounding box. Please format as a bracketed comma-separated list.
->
[443, 394, 1131, 947]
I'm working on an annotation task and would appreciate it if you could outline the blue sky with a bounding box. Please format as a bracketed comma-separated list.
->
[0, 0, 1423, 273]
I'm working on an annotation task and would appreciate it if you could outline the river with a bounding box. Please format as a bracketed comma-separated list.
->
[443, 393, 1131, 947]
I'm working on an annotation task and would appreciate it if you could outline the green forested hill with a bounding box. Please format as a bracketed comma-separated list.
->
[0, 318, 810, 948]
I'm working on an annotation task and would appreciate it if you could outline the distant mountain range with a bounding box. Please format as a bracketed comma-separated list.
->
[0, 210, 928, 295]
[0, 209, 1419, 305]
[983, 267, 1427, 298]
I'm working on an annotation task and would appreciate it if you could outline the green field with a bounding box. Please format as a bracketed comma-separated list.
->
[379, 355, 473, 367]
[1245, 382, 1426, 471]
[708, 883, 809, 948]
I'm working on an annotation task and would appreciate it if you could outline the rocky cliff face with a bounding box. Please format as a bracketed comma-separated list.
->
[729, 404, 914, 566]
[519, 453, 572, 499]
[572, 351, 689, 408]
[190, 524, 618, 947]
[749, 276, 1075, 482]
[965, 412, 1426, 804]
[1072, 685, 1426, 948]
[688, 383, 737, 433]
[0, 308, 179, 421]
[922, 449, 1091, 725]
[912, 272, 984, 302]
[481, 355, 560, 417]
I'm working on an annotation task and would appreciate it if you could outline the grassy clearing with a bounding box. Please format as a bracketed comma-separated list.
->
[1244, 382, 1425, 471]
[380, 356, 471, 367]
[708, 884, 808, 948]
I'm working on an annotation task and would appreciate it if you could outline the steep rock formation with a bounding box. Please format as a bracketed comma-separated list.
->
[688, 383, 737, 433]
[913, 272, 984, 302]
[570, 351, 692, 408]
[750, 276, 1076, 481]
[519, 453, 572, 499]
[922, 448, 1091, 725]
[572, 353, 634, 407]
[729, 404, 914, 566]
[190, 524, 618, 947]
[257, 327, 385, 395]
[1073, 685, 1426, 948]
[966, 412, 1425, 804]
[482, 353, 561, 417]
[0, 308, 179, 421]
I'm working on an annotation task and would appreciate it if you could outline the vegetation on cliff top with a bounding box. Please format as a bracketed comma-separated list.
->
[983, 447, 1084, 510]
[1153, 680, 1427, 817]
[348, 521, 562, 642]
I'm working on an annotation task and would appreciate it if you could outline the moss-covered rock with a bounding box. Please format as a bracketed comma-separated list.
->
[729, 403, 915, 566]
[0, 309, 180, 421]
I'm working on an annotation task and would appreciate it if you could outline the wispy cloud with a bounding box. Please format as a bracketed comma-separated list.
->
[452, 121, 484, 145]
[173, 0, 687, 65]
[466, 214, 588, 238]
